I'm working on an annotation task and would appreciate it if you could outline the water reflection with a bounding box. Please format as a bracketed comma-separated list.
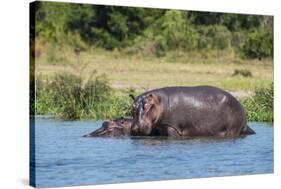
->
[129, 135, 245, 147]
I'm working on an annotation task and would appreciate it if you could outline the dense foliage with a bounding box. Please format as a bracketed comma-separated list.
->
[34, 1, 273, 59]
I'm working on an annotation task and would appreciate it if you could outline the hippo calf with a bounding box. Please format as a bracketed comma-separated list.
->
[83, 117, 133, 137]
[130, 86, 255, 138]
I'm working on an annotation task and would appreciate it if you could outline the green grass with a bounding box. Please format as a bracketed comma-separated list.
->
[242, 83, 273, 122]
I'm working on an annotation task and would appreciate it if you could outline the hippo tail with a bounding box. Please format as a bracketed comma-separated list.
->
[240, 125, 256, 135]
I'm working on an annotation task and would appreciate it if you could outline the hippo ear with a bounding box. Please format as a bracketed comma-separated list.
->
[148, 93, 159, 104]
[144, 93, 159, 113]
[144, 93, 162, 125]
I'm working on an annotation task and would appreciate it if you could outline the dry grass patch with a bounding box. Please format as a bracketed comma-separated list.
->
[35, 48, 273, 97]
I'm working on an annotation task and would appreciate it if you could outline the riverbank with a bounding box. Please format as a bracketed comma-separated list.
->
[33, 47, 273, 121]
[33, 69, 273, 122]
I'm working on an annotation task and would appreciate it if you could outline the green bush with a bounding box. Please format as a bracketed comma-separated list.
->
[159, 10, 198, 50]
[35, 72, 131, 120]
[241, 27, 273, 59]
[197, 25, 231, 50]
[126, 10, 198, 57]
[242, 83, 273, 122]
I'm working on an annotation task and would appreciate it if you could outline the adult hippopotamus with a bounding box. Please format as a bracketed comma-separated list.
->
[83, 117, 133, 137]
[130, 86, 255, 138]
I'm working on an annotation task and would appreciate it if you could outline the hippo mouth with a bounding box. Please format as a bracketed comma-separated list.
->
[93, 126, 109, 136]
[83, 126, 107, 137]
[83, 122, 125, 137]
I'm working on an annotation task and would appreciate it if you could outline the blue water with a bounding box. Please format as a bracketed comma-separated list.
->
[33, 117, 273, 188]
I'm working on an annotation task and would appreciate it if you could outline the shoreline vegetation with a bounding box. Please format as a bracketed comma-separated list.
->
[33, 68, 273, 122]
[31, 2, 273, 122]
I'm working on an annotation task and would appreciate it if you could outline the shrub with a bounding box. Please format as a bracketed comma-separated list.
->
[126, 10, 198, 57]
[241, 27, 273, 59]
[160, 10, 198, 50]
[35, 72, 131, 120]
[197, 25, 231, 50]
[242, 83, 273, 122]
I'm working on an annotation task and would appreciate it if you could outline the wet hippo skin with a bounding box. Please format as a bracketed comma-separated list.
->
[130, 86, 255, 138]
[83, 117, 133, 137]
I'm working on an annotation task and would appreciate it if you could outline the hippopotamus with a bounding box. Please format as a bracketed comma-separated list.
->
[130, 86, 255, 138]
[83, 117, 133, 137]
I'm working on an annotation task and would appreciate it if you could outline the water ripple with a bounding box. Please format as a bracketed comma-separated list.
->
[34, 117, 273, 188]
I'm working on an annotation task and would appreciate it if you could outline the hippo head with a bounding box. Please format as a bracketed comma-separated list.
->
[83, 117, 133, 137]
[130, 93, 163, 136]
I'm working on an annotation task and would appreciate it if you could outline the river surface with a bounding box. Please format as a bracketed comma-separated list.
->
[32, 116, 273, 188]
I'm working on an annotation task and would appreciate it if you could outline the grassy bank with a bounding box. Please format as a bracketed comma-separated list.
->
[34, 71, 273, 122]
